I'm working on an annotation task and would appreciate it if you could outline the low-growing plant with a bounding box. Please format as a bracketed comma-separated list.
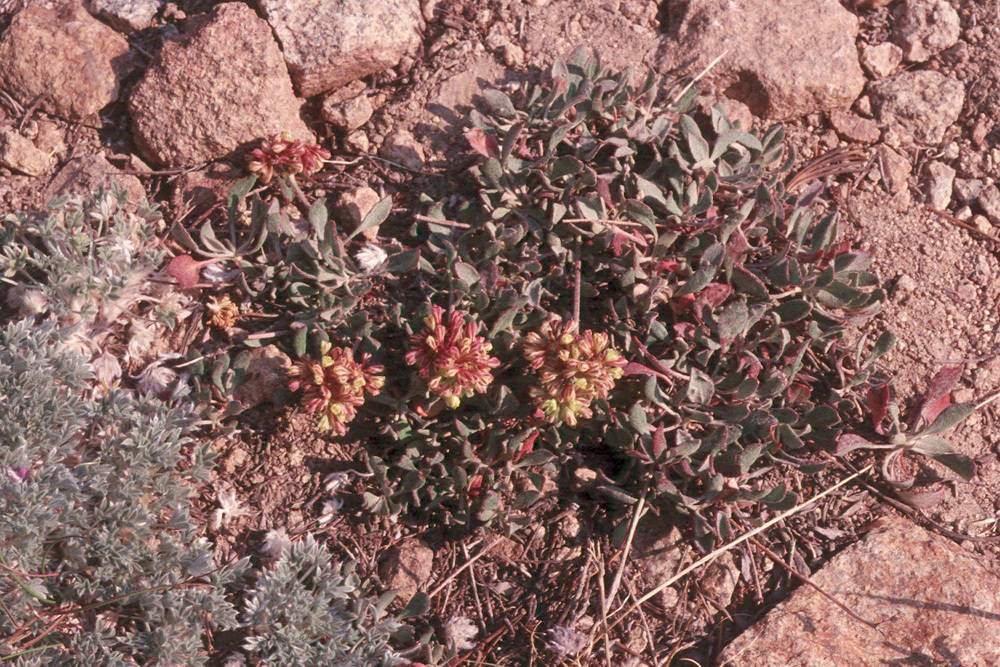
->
[353, 46, 906, 541]
[0, 319, 244, 666]
[836, 364, 976, 508]
[241, 534, 427, 667]
[0, 185, 178, 361]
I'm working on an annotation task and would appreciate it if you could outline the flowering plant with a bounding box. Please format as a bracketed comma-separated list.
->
[247, 132, 330, 185]
[289, 342, 384, 434]
[524, 318, 626, 426]
[406, 305, 500, 408]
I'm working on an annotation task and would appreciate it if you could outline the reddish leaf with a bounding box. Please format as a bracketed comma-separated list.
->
[835, 433, 876, 457]
[512, 431, 538, 464]
[919, 365, 962, 419]
[467, 474, 484, 498]
[464, 128, 499, 158]
[921, 392, 952, 426]
[610, 233, 627, 256]
[895, 485, 946, 510]
[697, 283, 732, 310]
[652, 425, 667, 457]
[623, 362, 658, 377]
[596, 176, 614, 208]
[867, 385, 890, 433]
[167, 255, 203, 289]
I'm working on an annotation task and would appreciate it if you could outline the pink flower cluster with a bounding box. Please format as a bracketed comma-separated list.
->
[247, 132, 330, 184]
[288, 343, 384, 435]
[405, 306, 501, 408]
[524, 318, 627, 426]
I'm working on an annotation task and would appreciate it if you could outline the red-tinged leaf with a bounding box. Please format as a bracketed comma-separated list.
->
[867, 385, 890, 433]
[698, 283, 732, 310]
[623, 362, 657, 376]
[652, 425, 667, 457]
[610, 233, 627, 256]
[167, 255, 203, 289]
[921, 392, 951, 426]
[919, 365, 963, 419]
[881, 450, 914, 489]
[512, 431, 538, 464]
[655, 259, 681, 274]
[895, 485, 946, 510]
[465, 127, 499, 158]
[835, 433, 876, 456]
[674, 293, 697, 314]
[467, 474, 483, 498]
[623, 361, 673, 384]
[596, 176, 614, 208]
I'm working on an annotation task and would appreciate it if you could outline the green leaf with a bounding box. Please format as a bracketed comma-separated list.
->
[686, 368, 714, 404]
[454, 261, 480, 285]
[930, 452, 976, 481]
[511, 490, 541, 510]
[870, 331, 895, 363]
[717, 299, 749, 340]
[517, 450, 555, 467]
[293, 326, 308, 358]
[481, 89, 517, 118]
[308, 198, 328, 241]
[773, 299, 811, 322]
[628, 403, 649, 435]
[920, 403, 975, 436]
[347, 195, 392, 242]
[909, 435, 954, 455]
[399, 592, 430, 619]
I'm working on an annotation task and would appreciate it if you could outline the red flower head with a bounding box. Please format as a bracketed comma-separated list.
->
[405, 305, 501, 408]
[247, 132, 331, 184]
[288, 342, 384, 434]
[524, 318, 627, 426]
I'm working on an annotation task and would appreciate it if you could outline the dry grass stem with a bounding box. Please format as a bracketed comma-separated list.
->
[611, 464, 873, 624]
[603, 491, 646, 614]
[671, 50, 730, 107]
[428, 536, 505, 599]
[746, 535, 880, 632]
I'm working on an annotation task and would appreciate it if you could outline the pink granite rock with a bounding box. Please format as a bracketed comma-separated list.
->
[260, 0, 423, 98]
[127, 2, 312, 167]
[720, 516, 1000, 666]
[0, 0, 132, 123]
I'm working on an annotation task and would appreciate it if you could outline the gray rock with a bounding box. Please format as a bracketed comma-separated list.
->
[828, 109, 880, 143]
[84, 0, 162, 32]
[979, 184, 1000, 225]
[343, 130, 370, 154]
[0, 130, 52, 177]
[858, 41, 902, 78]
[633, 520, 685, 608]
[719, 517, 1000, 666]
[878, 145, 911, 194]
[260, 0, 423, 98]
[43, 153, 145, 203]
[380, 128, 425, 171]
[923, 160, 955, 209]
[892, 0, 961, 63]
[128, 3, 312, 167]
[0, 0, 132, 123]
[379, 539, 433, 605]
[335, 186, 381, 240]
[321, 91, 374, 132]
[656, 0, 864, 119]
[974, 215, 994, 236]
[870, 70, 964, 147]
[232, 346, 291, 409]
[954, 178, 984, 204]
